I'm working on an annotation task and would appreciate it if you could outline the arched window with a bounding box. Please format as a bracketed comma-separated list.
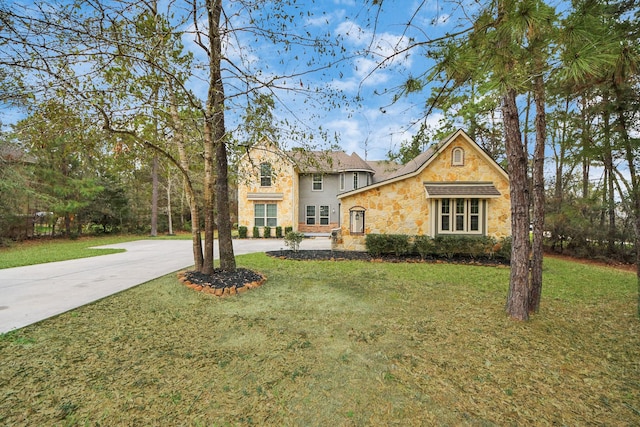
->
[452, 147, 464, 166]
[260, 162, 272, 186]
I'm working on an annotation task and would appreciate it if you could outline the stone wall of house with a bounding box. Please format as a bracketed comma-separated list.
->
[237, 144, 298, 235]
[335, 133, 511, 251]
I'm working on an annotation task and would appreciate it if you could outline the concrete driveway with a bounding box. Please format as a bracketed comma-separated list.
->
[0, 237, 330, 333]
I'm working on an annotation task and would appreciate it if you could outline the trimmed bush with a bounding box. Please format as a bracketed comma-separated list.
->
[388, 234, 411, 256]
[263, 226, 271, 238]
[275, 226, 283, 238]
[365, 234, 410, 256]
[433, 235, 496, 259]
[284, 231, 305, 252]
[253, 226, 260, 238]
[238, 226, 248, 239]
[433, 236, 460, 259]
[284, 226, 293, 235]
[413, 235, 436, 259]
[367, 233, 507, 261]
[495, 237, 512, 261]
[365, 234, 386, 256]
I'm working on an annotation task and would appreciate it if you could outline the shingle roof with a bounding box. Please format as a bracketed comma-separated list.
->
[382, 145, 438, 181]
[424, 183, 502, 197]
[289, 150, 375, 173]
[366, 160, 402, 183]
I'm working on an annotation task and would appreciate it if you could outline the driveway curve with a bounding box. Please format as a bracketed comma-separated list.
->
[0, 237, 330, 333]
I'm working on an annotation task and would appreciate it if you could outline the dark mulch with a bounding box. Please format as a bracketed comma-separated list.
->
[266, 249, 511, 266]
[183, 268, 264, 290]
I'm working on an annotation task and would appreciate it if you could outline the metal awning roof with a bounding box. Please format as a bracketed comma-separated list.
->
[424, 182, 501, 198]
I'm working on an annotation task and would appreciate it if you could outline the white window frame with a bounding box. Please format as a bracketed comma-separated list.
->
[319, 205, 330, 225]
[452, 147, 464, 166]
[255, 203, 277, 227]
[260, 163, 272, 187]
[340, 173, 345, 191]
[306, 205, 316, 225]
[312, 173, 323, 191]
[353, 172, 359, 190]
[437, 198, 483, 235]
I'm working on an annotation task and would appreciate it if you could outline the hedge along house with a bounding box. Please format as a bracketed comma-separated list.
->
[333, 129, 511, 251]
[237, 139, 402, 236]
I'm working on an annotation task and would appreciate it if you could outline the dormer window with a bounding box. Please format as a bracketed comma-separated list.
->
[260, 162, 272, 186]
[452, 147, 464, 166]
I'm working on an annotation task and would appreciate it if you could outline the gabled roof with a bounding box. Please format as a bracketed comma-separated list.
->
[338, 129, 508, 199]
[383, 145, 438, 181]
[366, 160, 402, 183]
[289, 150, 374, 174]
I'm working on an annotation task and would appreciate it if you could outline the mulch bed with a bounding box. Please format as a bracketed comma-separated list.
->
[178, 268, 266, 297]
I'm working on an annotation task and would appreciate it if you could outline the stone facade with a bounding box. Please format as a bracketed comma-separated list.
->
[237, 142, 298, 236]
[334, 130, 511, 251]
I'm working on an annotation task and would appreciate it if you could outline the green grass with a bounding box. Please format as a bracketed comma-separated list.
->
[0, 235, 140, 269]
[0, 253, 638, 425]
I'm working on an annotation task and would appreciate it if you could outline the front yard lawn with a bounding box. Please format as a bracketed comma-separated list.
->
[0, 253, 638, 425]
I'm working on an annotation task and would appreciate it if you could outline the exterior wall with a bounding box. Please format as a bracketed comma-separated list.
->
[237, 144, 298, 235]
[335, 134, 511, 251]
[298, 173, 341, 232]
[338, 171, 374, 192]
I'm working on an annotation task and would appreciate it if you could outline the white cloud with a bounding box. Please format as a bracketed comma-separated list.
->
[333, 0, 356, 5]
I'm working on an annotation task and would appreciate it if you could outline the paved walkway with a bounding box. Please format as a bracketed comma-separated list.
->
[0, 237, 330, 333]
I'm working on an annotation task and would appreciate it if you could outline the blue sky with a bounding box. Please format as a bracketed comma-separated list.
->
[180, 0, 459, 161]
[1, 0, 461, 161]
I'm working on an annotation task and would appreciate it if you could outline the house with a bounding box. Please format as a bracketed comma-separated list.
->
[237, 140, 399, 235]
[237, 129, 510, 250]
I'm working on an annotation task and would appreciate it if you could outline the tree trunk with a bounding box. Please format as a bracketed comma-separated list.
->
[207, 0, 236, 272]
[601, 104, 616, 256]
[529, 71, 546, 314]
[504, 89, 530, 321]
[614, 84, 640, 317]
[168, 82, 203, 271]
[202, 118, 216, 274]
[151, 154, 159, 237]
[167, 170, 173, 235]
[581, 97, 590, 199]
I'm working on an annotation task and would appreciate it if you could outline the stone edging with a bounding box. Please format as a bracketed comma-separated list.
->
[176, 271, 267, 297]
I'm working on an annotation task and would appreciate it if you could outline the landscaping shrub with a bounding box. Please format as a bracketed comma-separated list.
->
[253, 226, 260, 238]
[275, 226, 283, 238]
[433, 235, 461, 259]
[284, 226, 293, 235]
[388, 234, 411, 256]
[431, 235, 496, 259]
[284, 231, 304, 252]
[238, 226, 248, 238]
[263, 226, 271, 238]
[464, 236, 496, 259]
[365, 234, 387, 256]
[368, 233, 509, 261]
[365, 234, 410, 256]
[413, 235, 436, 259]
[495, 237, 512, 261]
